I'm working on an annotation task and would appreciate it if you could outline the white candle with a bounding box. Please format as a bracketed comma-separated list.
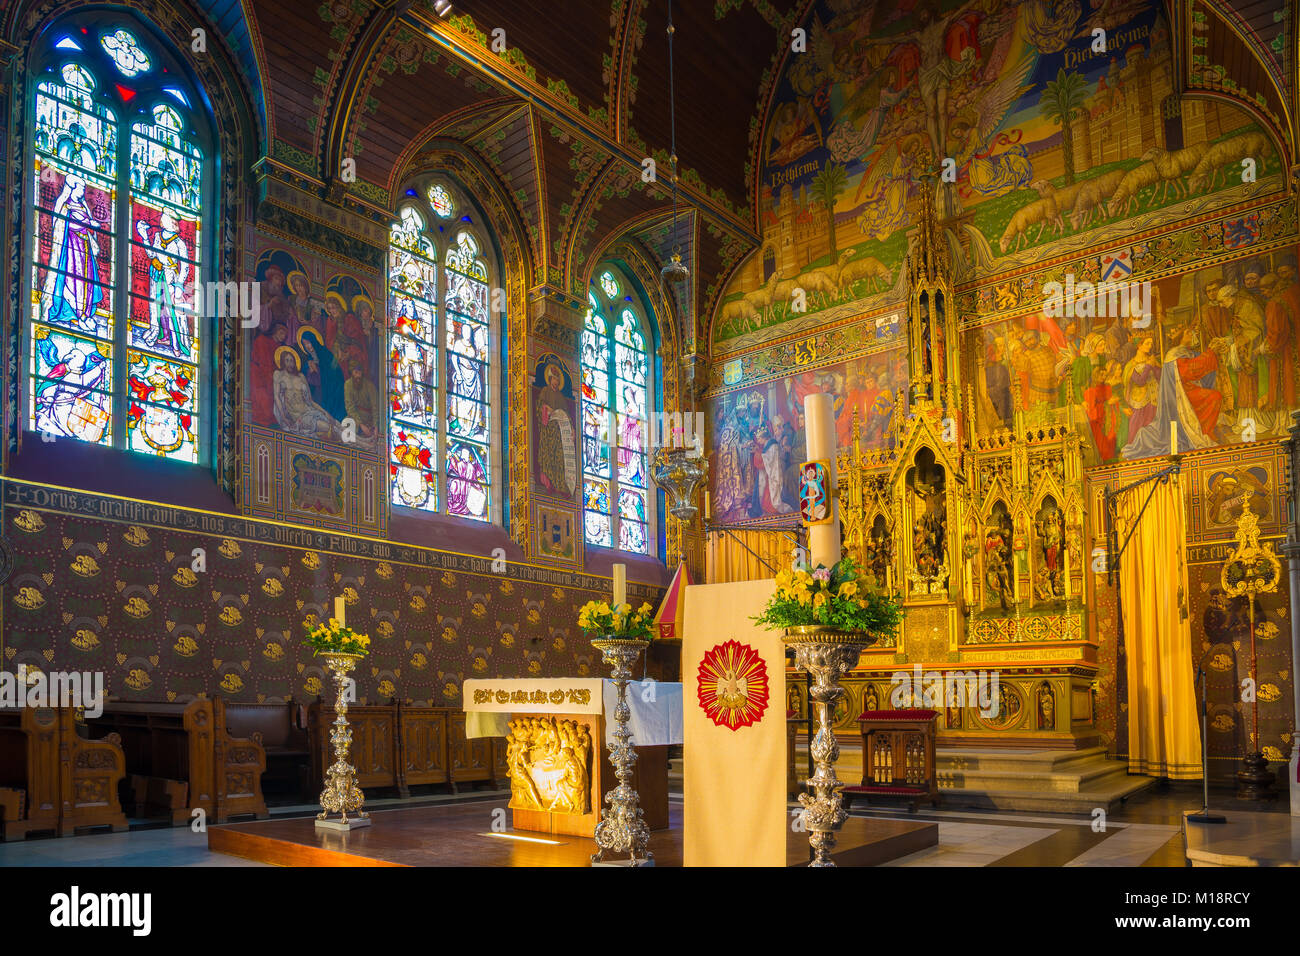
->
[613, 563, 626, 608]
[334, 595, 346, 627]
[803, 393, 841, 568]
[1170, 421, 1178, 456]
[704, 490, 712, 521]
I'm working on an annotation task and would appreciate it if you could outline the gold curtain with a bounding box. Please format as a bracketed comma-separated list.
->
[705, 530, 791, 584]
[1116, 474, 1202, 778]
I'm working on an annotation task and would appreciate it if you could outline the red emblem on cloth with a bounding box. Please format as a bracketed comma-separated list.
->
[696, 640, 770, 730]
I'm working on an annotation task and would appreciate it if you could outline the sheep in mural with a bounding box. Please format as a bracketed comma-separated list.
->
[835, 250, 892, 295]
[741, 269, 781, 324]
[718, 296, 761, 335]
[792, 264, 841, 311]
[1186, 131, 1272, 193]
[1139, 143, 1209, 203]
[999, 195, 1062, 253]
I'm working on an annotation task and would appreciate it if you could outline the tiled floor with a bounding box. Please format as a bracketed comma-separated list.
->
[0, 785, 1286, 867]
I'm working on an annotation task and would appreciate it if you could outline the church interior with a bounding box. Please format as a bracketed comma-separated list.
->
[2, 0, 1300, 896]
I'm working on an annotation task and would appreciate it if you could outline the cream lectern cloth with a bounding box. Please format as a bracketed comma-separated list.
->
[462, 677, 683, 747]
[683, 579, 787, 867]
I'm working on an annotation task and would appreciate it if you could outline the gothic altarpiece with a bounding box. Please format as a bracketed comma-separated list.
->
[832, 197, 1099, 747]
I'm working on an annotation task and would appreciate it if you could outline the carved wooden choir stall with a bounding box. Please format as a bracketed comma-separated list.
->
[306, 701, 507, 797]
[96, 698, 269, 824]
[0, 706, 128, 840]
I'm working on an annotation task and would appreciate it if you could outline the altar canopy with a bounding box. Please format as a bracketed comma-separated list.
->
[462, 678, 683, 747]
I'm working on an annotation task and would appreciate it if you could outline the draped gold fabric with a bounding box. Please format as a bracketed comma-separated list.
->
[705, 530, 793, 584]
[1116, 474, 1202, 778]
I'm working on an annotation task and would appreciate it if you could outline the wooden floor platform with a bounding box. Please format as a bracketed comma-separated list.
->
[207, 801, 937, 867]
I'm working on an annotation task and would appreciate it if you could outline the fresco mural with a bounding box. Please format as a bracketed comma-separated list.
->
[247, 242, 383, 452]
[715, 0, 1280, 345]
[969, 245, 1300, 466]
[709, 345, 907, 524]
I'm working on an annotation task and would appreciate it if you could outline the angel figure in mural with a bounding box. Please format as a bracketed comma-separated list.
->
[843, 0, 1031, 163]
[42, 175, 104, 335]
[33, 341, 110, 442]
[135, 211, 192, 358]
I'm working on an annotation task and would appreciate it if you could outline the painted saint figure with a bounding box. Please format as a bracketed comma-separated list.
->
[136, 211, 191, 357]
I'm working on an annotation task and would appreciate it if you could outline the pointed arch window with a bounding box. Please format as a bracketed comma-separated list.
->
[387, 181, 497, 521]
[580, 267, 654, 554]
[28, 16, 211, 463]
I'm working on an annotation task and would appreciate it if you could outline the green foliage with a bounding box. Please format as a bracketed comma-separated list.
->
[752, 556, 904, 637]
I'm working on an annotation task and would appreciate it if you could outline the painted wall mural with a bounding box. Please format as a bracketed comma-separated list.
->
[969, 244, 1300, 466]
[715, 0, 1282, 347]
[709, 344, 908, 525]
[247, 242, 383, 451]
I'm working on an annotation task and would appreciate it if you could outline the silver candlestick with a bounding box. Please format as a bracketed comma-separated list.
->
[590, 637, 652, 866]
[783, 626, 876, 866]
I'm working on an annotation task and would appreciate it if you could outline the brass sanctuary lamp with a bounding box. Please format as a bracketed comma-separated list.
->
[1220, 493, 1281, 800]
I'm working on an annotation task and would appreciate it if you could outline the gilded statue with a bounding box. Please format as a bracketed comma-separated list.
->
[505, 716, 592, 815]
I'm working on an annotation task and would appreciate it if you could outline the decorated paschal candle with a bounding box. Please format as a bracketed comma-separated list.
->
[803, 392, 841, 569]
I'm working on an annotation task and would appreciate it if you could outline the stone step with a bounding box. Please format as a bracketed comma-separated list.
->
[935, 746, 1113, 774]
[931, 775, 1154, 814]
[936, 763, 1131, 794]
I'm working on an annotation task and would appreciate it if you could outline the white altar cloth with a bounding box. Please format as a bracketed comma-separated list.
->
[462, 677, 683, 748]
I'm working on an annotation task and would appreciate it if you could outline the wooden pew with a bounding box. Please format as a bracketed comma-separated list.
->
[0, 707, 127, 839]
[61, 707, 130, 835]
[98, 700, 215, 825]
[97, 699, 268, 824]
[211, 698, 269, 822]
[219, 699, 310, 802]
[0, 707, 61, 840]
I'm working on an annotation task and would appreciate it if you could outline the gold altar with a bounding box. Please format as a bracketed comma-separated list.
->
[823, 192, 1097, 749]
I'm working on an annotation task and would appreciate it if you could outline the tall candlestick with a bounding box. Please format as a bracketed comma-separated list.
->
[334, 595, 346, 628]
[613, 563, 626, 608]
[804, 393, 841, 569]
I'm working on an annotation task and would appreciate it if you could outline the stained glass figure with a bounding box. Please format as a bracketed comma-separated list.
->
[29, 20, 206, 462]
[581, 266, 652, 554]
[387, 187, 495, 521]
[100, 29, 150, 76]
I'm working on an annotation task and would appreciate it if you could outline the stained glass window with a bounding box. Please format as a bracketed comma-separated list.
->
[581, 265, 652, 554]
[388, 183, 496, 521]
[29, 17, 208, 462]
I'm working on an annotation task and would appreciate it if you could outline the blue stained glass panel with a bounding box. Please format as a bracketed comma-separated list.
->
[29, 325, 113, 443]
[100, 29, 151, 77]
[585, 511, 613, 548]
[619, 520, 647, 554]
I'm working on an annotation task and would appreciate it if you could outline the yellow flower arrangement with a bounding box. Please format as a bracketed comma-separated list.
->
[302, 617, 371, 657]
[576, 599, 656, 641]
[755, 555, 903, 635]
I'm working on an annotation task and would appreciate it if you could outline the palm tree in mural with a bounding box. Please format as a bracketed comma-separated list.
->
[810, 162, 846, 260]
[1040, 69, 1090, 186]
